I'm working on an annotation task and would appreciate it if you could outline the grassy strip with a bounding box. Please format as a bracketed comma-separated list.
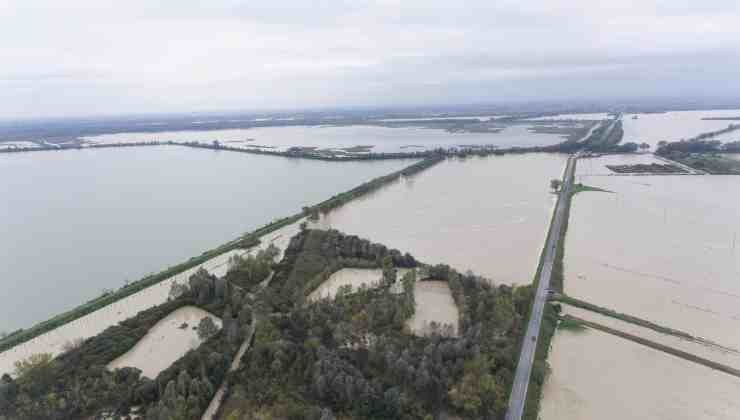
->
[522, 302, 559, 420]
[0, 155, 443, 354]
[563, 315, 740, 379]
[551, 294, 739, 353]
[571, 183, 613, 195]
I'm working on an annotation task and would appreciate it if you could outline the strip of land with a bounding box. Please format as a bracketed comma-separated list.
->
[562, 315, 740, 379]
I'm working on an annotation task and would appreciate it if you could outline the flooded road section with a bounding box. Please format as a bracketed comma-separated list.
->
[316, 153, 567, 285]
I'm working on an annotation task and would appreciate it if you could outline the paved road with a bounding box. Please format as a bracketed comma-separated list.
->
[504, 155, 577, 420]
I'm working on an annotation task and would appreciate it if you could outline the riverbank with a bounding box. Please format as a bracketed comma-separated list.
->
[0, 156, 441, 354]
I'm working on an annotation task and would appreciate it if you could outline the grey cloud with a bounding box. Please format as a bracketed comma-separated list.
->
[1, 0, 739, 118]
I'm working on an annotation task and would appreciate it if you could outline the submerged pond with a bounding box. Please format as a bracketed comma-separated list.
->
[316, 153, 566, 285]
[0, 147, 414, 332]
[107, 306, 221, 379]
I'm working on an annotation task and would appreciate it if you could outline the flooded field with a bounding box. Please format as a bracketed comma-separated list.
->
[0, 221, 298, 377]
[566, 160, 740, 350]
[541, 325, 740, 420]
[316, 153, 567, 285]
[559, 303, 740, 370]
[107, 306, 221, 379]
[407, 281, 459, 337]
[82, 123, 569, 153]
[0, 147, 412, 331]
[621, 109, 740, 150]
[541, 154, 740, 419]
[307, 267, 411, 301]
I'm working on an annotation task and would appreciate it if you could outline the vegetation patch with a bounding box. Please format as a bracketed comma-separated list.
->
[605, 163, 687, 174]
[0, 255, 274, 420]
[219, 229, 533, 419]
[570, 183, 613, 195]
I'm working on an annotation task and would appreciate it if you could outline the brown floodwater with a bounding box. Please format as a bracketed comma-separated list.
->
[566, 156, 740, 350]
[541, 154, 740, 419]
[316, 153, 567, 285]
[541, 325, 740, 420]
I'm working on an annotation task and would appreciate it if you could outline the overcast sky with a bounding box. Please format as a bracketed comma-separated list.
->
[2, 0, 740, 119]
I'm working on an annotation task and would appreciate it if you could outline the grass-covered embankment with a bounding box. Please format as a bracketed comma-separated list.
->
[551, 294, 737, 353]
[562, 315, 740, 379]
[0, 156, 443, 354]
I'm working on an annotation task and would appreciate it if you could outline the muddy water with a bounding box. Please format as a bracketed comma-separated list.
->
[541, 326, 740, 420]
[559, 304, 740, 370]
[316, 154, 567, 285]
[308, 268, 411, 301]
[541, 156, 740, 419]
[621, 109, 740, 150]
[408, 281, 460, 337]
[565, 164, 740, 351]
[107, 306, 222, 379]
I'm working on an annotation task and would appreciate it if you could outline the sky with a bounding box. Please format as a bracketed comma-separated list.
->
[1, 0, 740, 119]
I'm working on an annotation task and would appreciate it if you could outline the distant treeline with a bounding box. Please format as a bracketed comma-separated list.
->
[656, 124, 740, 156]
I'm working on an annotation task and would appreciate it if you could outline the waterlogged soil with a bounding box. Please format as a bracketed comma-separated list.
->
[107, 306, 222, 379]
[407, 281, 460, 337]
[316, 154, 566, 285]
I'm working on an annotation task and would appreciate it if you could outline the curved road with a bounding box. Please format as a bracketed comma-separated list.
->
[505, 154, 577, 420]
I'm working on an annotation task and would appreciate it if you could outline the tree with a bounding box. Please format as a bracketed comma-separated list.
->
[550, 179, 562, 191]
[169, 282, 189, 300]
[13, 353, 53, 381]
[381, 256, 397, 286]
[639, 142, 650, 151]
[197, 317, 219, 341]
[61, 337, 85, 354]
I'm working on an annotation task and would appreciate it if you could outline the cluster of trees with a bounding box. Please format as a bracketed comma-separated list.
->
[219, 230, 532, 419]
[265, 229, 417, 312]
[656, 124, 740, 157]
[224, 244, 279, 290]
[656, 139, 723, 155]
